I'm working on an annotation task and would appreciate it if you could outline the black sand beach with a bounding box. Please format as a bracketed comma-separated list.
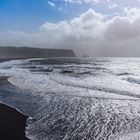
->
[0, 103, 29, 140]
[0, 76, 29, 140]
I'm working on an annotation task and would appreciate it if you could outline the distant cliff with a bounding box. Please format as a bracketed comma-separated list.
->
[0, 47, 76, 58]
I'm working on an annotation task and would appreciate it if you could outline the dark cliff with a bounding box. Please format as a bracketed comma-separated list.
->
[0, 47, 76, 58]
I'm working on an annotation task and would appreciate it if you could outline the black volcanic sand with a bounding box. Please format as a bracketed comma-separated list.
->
[0, 103, 29, 140]
[0, 76, 29, 140]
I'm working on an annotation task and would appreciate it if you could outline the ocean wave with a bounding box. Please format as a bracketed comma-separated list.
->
[1, 58, 140, 140]
[126, 77, 140, 85]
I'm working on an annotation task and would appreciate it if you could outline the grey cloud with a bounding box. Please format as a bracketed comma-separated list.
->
[1, 8, 140, 57]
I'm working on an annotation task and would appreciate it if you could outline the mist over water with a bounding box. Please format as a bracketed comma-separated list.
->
[1, 58, 140, 139]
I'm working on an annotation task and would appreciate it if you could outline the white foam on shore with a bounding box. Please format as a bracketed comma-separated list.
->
[1, 59, 140, 140]
[3, 66, 138, 101]
[8, 72, 139, 100]
[113, 132, 140, 140]
[0, 59, 139, 100]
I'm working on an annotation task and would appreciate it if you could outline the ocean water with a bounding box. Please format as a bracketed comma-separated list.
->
[1, 57, 140, 139]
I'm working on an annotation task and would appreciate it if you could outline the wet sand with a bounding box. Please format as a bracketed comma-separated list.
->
[0, 76, 31, 139]
[0, 103, 29, 140]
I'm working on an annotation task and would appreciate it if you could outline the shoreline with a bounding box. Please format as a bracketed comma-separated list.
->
[0, 103, 29, 140]
[0, 76, 29, 140]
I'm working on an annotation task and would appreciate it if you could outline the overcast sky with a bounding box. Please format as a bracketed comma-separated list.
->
[1, 0, 140, 56]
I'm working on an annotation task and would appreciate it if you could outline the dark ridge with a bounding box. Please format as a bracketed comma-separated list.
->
[0, 103, 29, 140]
[126, 77, 140, 85]
[0, 46, 76, 59]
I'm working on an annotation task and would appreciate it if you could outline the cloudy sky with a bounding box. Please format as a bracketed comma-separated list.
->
[1, 0, 140, 56]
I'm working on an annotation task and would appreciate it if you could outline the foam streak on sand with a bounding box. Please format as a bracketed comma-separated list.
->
[1, 58, 140, 139]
